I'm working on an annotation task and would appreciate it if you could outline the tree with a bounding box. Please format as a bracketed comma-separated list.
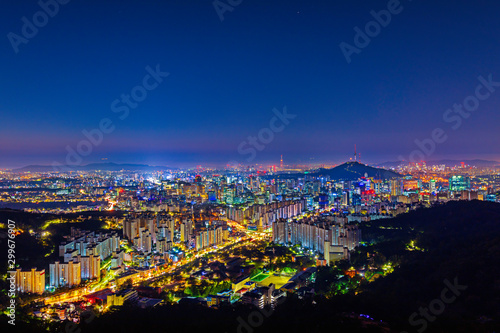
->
[118, 278, 133, 290]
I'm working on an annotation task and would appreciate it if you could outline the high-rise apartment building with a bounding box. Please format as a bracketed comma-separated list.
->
[15, 268, 45, 294]
[49, 260, 81, 288]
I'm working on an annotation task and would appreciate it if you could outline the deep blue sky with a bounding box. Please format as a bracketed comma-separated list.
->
[1, 0, 499, 168]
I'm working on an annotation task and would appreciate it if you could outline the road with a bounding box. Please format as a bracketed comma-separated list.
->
[40, 227, 267, 305]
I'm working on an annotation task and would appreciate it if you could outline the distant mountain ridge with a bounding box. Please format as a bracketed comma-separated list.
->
[377, 159, 499, 168]
[308, 161, 401, 180]
[13, 163, 177, 172]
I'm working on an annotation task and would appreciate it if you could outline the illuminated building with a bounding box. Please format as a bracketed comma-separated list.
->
[49, 260, 81, 288]
[361, 189, 375, 203]
[142, 231, 152, 253]
[279, 217, 361, 258]
[430, 179, 436, 193]
[324, 243, 349, 263]
[228, 200, 305, 230]
[318, 193, 329, 209]
[419, 192, 431, 203]
[59, 229, 120, 261]
[111, 251, 125, 269]
[78, 254, 101, 280]
[272, 219, 288, 244]
[195, 225, 227, 251]
[15, 268, 45, 294]
[403, 179, 421, 191]
[371, 179, 382, 194]
[231, 275, 253, 292]
[449, 175, 471, 192]
[390, 179, 402, 196]
[342, 191, 350, 205]
[180, 220, 193, 243]
[241, 284, 281, 309]
[107, 289, 139, 306]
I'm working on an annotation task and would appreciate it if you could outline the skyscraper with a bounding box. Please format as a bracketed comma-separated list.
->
[449, 176, 471, 192]
[390, 179, 402, 196]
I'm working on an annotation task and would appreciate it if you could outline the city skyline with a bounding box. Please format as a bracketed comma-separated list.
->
[1, 0, 500, 168]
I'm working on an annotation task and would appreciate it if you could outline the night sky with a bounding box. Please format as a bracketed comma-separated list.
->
[1, 0, 499, 168]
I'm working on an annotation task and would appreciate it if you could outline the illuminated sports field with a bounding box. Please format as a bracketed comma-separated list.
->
[251, 273, 269, 282]
[255, 275, 292, 289]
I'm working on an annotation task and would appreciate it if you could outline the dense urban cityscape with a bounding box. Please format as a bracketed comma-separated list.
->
[2, 1, 500, 332]
[1, 156, 500, 332]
